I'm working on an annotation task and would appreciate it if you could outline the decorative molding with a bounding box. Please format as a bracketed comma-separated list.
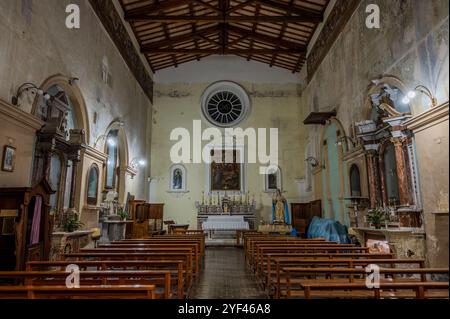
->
[0, 99, 44, 132]
[307, 0, 360, 82]
[405, 101, 449, 133]
[83, 145, 108, 164]
[88, 0, 154, 103]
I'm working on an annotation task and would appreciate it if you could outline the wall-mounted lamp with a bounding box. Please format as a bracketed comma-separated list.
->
[130, 158, 147, 169]
[11, 83, 51, 106]
[305, 156, 320, 168]
[401, 85, 438, 107]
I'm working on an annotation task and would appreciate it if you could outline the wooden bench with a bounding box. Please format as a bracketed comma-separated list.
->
[271, 258, 426, 298]
[253, 246, 367, 276]
[0, 270, 172, 298]
[64, 252, 194, 288]
[0, 285, 156, 299]
[300, 281, 449, 299]
[120, 236, 205, 257]
[85, 246, 201, 273]
[26, 259, 185, 298]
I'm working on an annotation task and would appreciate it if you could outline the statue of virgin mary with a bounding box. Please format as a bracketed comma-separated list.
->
[272, 189, 290, 224]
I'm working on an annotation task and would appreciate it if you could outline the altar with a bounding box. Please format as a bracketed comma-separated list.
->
[195, 202, 256, 230]
[202, 215, 250, 242]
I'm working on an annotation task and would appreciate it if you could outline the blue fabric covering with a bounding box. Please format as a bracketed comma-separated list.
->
[307, 216, 350, 244]
[272, 201, 290, 224]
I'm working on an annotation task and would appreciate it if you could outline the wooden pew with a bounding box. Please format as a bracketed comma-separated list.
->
[300, 281, 449, 299]
[0, 270, 171, 298]
[64, 252, 194, 288]
[254, 246, 368, 276]
[246, 239, 332, 267]
[26, 260, 185, 298]
[85, 246, 201, 274]
[245, 237, 326, 264]
[0, 285, 156, 299]
[283, 267, 449, 296]
[120, 236, 205, 257]
[266, 254, 425, 298]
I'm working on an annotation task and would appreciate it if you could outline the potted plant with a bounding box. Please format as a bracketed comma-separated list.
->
[117, 209, 129, 221]
[64, 214, 84, 233]
[366, 208, 386, 229]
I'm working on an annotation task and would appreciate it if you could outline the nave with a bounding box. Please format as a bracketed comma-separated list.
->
[0, 231, 448, 299]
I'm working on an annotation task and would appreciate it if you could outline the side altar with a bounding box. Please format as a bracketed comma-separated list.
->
[195, 192, 256, 230]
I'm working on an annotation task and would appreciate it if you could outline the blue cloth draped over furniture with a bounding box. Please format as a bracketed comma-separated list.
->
[271, 201, 290, 224]
[307, 216, 350, 244]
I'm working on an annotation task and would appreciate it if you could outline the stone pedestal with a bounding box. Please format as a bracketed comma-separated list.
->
[257, 224, 292, 234]
[100, 218, 133, 243]
[50, 230, 94, 261]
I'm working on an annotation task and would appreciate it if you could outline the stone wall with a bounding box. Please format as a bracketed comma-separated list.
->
[300, 0, 449, 266]
[0, 0, 152, 202]
[151, 56, 303, 227]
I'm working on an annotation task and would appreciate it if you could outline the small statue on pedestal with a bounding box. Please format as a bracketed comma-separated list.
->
[272, 188, 290, 224]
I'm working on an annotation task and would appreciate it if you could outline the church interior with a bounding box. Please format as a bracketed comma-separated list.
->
[0, 0, 449, 301]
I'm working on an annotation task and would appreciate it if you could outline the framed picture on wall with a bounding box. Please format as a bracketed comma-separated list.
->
[1, 145, 16, 172]
[168, 164, 187, 192]
[264, 165, 282, 192]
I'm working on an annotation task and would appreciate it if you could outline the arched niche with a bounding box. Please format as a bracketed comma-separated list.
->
[101, 121, 131, 204]
[349, 164, 362, 197]
[86, 164, 100, 206]
[32, 74, 90, 144]
[168, 164, 187, 192]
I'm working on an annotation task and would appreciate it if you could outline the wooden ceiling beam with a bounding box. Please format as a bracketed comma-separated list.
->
[125, 0, 191, 18]
[146, 48, 305, 54]
[227, 25, 307, 50]
[141, 25, 220, 51]
[255, 0, 323, 20]
[125, 15, 322, 23]
[227, 0, 255, 13]
[193, 0, 222, 13]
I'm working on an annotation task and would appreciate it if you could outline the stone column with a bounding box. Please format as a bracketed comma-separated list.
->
[366, 150, 379, 208]
[391, 138, 409, 206]
[69, 159, 79, 209]
[378, 153, 388, 206]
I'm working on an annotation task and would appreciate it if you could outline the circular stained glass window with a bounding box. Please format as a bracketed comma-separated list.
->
[201, 81, 250, 127]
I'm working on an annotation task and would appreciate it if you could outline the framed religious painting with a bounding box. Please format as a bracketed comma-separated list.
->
[210, 149, 241, 191]
[169, 164, 187, 192]
[1, 145, 16, 172]
[264, 165, 282, 192]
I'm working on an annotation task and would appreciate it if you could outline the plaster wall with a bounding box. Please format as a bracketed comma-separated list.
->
[151, 57, 303, 227]
[0, 0, 152, 201]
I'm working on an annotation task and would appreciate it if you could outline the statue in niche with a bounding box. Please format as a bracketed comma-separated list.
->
[272, 189, 290, 224]
[173, 169, 182, 190]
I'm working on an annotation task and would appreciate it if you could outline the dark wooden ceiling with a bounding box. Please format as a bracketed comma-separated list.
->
[119, 0, 330, 72]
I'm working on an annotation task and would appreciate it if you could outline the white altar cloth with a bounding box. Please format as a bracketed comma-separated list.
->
[202, 215, 249, 230]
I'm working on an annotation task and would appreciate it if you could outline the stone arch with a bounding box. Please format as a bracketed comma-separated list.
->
[102, 120, 130, 204]
[32, 74, 90, 144]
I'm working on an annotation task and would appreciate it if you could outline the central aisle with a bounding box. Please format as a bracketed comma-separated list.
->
[188, 247, 268, 299]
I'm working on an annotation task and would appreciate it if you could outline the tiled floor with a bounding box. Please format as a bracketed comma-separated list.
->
[188, 247, 268, 299]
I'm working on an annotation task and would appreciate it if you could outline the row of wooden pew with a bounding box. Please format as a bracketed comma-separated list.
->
[243, 232, 449, 299]
[0, 233, 205, 299]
